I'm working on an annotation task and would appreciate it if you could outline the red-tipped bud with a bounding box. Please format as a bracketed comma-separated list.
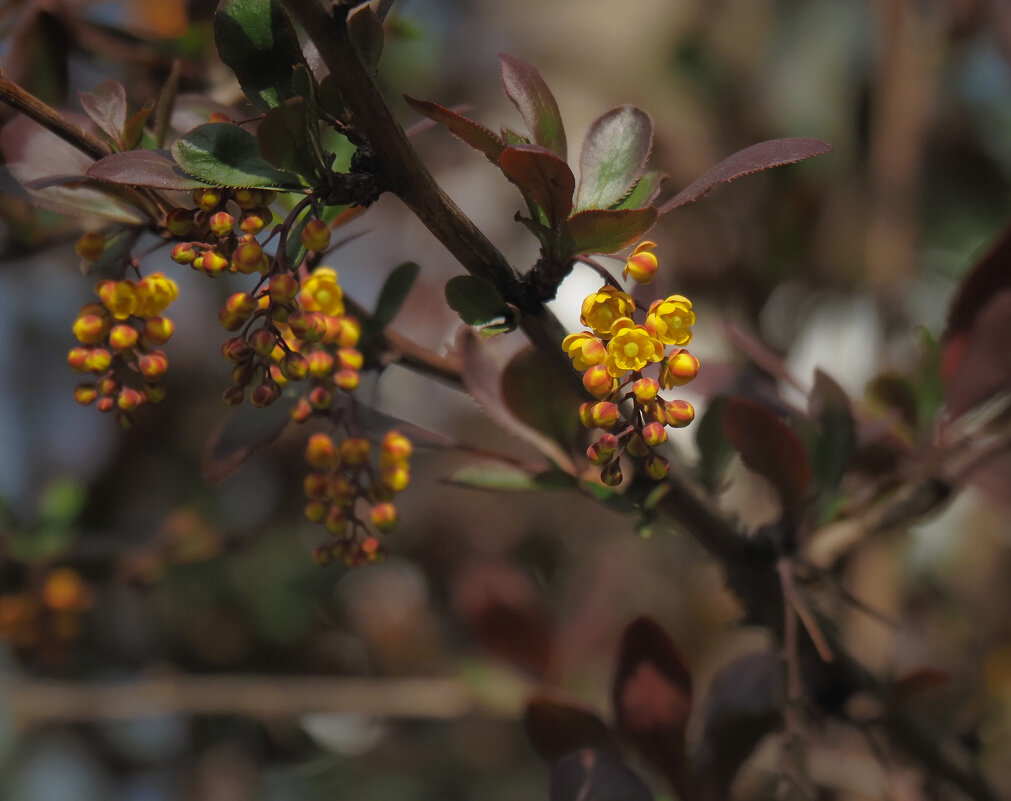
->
[306, 350, 334, 378]
[226, 292, 258, 316]
[590, 401, 620, 429]
[231, 362, 255, 387]
[281, 353, 309, 381]
[250, 381, 280, 407]
[623, 242, 659, 284]
[98, 376, 119, 396]
[138, 351, 168, 380]
[324, 507, 348, 537]
[339, 437, 370, 467]
[287, 310, 326, 343]
[582, 365, 615, 399]
[76, 232, 106, 261]
[336, 348, 363, 371]
[108, 324, 139, 351]
[73, 384, 98, 405]
[632, 377, 659, 404]
[231, 240, 265, 274]
[72, 313, 108, 345]
[308, 385, 333, 410]
[334, 368, 359, 391]
[85, 348, 112, 373]
[170, 242, 197, 264]
[291, 397, 313, 422]
[117, 387, 144, 411]
[248, 329, 277, 357]
[201, 250, 229, 275]
[239, 207, 272, 235]
[304, 500, 328, 523]
[301, 219, 331, 252]
[336, 317, 361, 348]
[586, 441, 611, 466]
[381, 464, 410, 493]
[96, 396, 116, 413]
[642, 421, 668, 447]
[370, 502, 397, 531]
[208, 211, 234, 238]
[600, 461, 623, 487]
[165, 208, 195, 237]
[305, 432, 338, 469]
[661, 350, 700, 388]
[143, 316, 174, 345]
[233, 189, 259, 210]
[578, 402, 595, 428]
[664, 399, 695, 428]
[645, 455, 670, 480]
[68, 347, 90, 372]
[222, 385, 246, 405]
[193, 187, 223, 211]
[380, 430, 412, 462]
[328, 475, 355, 502]
[221, 337, 252, 362]
[269, 273, 300, 305]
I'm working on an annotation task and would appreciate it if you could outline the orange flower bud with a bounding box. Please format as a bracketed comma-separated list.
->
[291, 397, 313, 422]
[98, 376, 119, 396]
[73, 384, 98, 405]
[308, 385, 333, 410]
[582, 364, 615, 399]
[171, 242, 197, 264]
[337, 348, 363, 370]
[193, 187, 223, 210]
[165, 208, 195, 237]
[117, 387, 144, 411]
[221, 337, 252, 362]
[301, 219, 331, 252]
[239, 207, 272, 235]
[248, 329, 277, 356]
[324, 507, 348, 536]
[208, 211, 234, 238]
[578, 402, 595, 428]
[267, 273, 298, 305]
[231, 240, 265, 274]
[381, 464, 410, 492]
[660, 349, 700, 388]
[336, 317, 361, 348]
[328, 475, 355, 502]
[335, 368, 359, 391]
[85, 348, 112, 373]
[622, 241, 659, 284]
[72, 312, 108, 345]
[68, 347, 90, 372]
[76, 232, 106, 261]
[642, 421, 668, 447]
[108, 324, 139, 351]
[339, 437, 370, 467]
[138, 351, 168, 380]
[201, 250, 229, 275]
[305, 432, 338, 469]
[304, 500, 328, 523]
[143, 316, 175, 345]
[250, 381, 280, 407]
[306, 350, 334, 378]
[381, 430, 413, 461]
[304, 472, 330, 499]
[632, 377, 659, 403]
[645, 455, 670, 480]
[371, 502, 397, 530]
[664, 399, 695, 428]
[42, 568, 92, 612]
[586, 441, 611, 465]
[590, 401, 620, 429]
[282, 353, 309, 381]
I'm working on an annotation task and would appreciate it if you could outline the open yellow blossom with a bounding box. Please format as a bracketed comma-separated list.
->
[97, 280, 138, 320]
[604, 318, 664, 377]
[300, 267, 345, 316]
[580, 286, 635, 336]
[562, 331, 606, 370]
[645, 294, 694, 346]
[135, 273, 179, 317]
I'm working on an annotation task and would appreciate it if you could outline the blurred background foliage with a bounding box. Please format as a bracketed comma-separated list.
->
[1, 0, 1010, 799]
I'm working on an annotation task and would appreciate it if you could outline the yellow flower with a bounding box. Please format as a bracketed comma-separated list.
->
[562, 331, 606, 370]
[97, 280, 138, 320]
[300, 267, 345, 316]
[623, 240, 658, 284]
[135, 273, 179, 317]
[645, 294, 694, 346]
[580, 285, 635, 336]
[604, 318, 664, 377]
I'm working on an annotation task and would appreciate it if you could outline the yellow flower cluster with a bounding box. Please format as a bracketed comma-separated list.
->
[561, 242, 701, 487]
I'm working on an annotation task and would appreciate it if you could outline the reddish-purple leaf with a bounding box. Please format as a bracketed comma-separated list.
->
[452, 561, 555, 679]
[575, 106, 653, 211]
[499, 144, 575, 228]
[612, 616, 692, 787]
[550, 749, 654, 801]
[941, 223, 1011, 418]
[721, 397, 812, 513]
[499, 54, 567, 159]
[524, 695, 617, 763]
[657, 137, 832, 214]
[202, 393, 294, 484]
[87, 149, 208, 190]
[563, 207, 658, 256]
[122, 103, 153, 150]
[403, 95, 506, 162]
[79, 79, 128, 146]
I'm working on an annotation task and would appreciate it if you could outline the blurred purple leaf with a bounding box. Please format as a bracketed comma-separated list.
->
[404, 95, 506, 162]
[499, 54, 567, 159]
[657, 138, 831, 214]
[525, 695, 617, 764]
[550, 749, 654, 801]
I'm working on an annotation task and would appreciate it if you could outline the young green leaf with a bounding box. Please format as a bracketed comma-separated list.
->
[360, 261, 420, 346]
[575, 106, 653, 211]
[214, 0, 306, 111]
[173, 123, 301, 188]
[445, 275, 511, 326]
[404, 96, 506, 163]
[87, 149, 209, 190]
[657, 137, 831, 214]
[695, 397, 733, 491]
[562, 208, 657, 256]
[498, 144, 575, 228]
[610, 171, 665, 211]
[257, 97, 319, 179]
[499, 54, 567, 159]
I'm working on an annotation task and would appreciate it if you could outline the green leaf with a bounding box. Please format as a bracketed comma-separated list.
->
[445, 463, 573, 492]
[562, 207, 657, 256]
[611, 170, 665, 211]
[172, 123, 301, 188]
[348, 3, 384, 72]
[257, 97, 319, 179]
[695, 397, 732, 491]
[213, 0, 306, 111]
[808, 370, 855, 492]
[575, 105, 653, 211]
[499, 54, 567, 159]
[445, 275, 510, 326]
[361, 261, 420, 346]
[500, 126, 529, 146]
[39, 478, 86, 525]
[404, 96, 506, 163]
[498, 144, 574, 228]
